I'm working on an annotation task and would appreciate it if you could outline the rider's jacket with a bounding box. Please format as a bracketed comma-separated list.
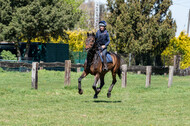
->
[95, 29, 110, 48]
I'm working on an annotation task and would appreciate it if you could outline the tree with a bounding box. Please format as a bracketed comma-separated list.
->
[0, 0, 33, 57]
[0, 0, 82, 58]
[78, 0, 95, 29]
[0, 0, 12, 41]
[0, 0, 34, 41]
[65, 0, 84, 12]
[78, 0, 107, 30]
[106, 0, 176, 65]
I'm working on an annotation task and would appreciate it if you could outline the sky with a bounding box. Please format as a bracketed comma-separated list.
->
[170, 0, 190, 36]
[94, 0, 190, 36]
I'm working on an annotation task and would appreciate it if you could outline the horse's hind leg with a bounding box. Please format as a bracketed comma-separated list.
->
[78, 71, 88, 95]
[92, 74, 100, 99]
[107, 72, 117, 98]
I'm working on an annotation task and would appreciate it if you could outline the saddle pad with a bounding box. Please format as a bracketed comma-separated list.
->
[106, 53, 113, 63]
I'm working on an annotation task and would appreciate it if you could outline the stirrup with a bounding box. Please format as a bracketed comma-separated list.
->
[103, 68, 108, 71]
[103, 65, 108, 71]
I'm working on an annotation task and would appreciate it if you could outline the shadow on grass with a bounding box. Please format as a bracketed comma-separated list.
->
[84, 100, 122, 103]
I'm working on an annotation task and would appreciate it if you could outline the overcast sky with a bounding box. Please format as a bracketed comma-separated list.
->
[94, 0, 190, 36]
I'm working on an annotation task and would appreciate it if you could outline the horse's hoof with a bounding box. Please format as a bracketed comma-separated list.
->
[78, 89, 83, 95]
[93, 95, 98, 99]
[107, 92, 111, 98]
[97, 88, 101, 93]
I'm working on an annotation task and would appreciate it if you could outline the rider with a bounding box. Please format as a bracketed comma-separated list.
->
[95, 21, 110, 71]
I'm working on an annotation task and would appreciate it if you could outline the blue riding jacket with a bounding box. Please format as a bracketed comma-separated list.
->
[95, 29, 110, 48]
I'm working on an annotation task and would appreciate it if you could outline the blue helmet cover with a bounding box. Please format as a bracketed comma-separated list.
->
[99, 21, 107, 27]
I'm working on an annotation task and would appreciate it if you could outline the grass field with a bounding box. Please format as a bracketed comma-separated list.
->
[0, 70, 190, 126]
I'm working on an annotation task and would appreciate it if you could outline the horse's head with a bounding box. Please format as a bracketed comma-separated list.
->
[85, 32, 95, 51]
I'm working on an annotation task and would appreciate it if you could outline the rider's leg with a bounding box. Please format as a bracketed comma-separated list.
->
[102, 48, 108, 71]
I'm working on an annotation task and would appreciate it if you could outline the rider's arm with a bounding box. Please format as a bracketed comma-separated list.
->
[105, 32, 110, 47]
[95, 31, 98, 41]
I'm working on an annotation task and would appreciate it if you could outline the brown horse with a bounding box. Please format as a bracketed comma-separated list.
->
[78, 32, 121, 98]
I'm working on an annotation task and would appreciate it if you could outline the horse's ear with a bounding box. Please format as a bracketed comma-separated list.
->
[87, 32, 89, 37]
[92, 33, 95, 37]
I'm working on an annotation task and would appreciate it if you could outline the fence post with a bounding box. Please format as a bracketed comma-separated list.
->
[145, 66, 152, 88]
[77, 63, 81, 73]
[168, 66, 174, 88]
[121, 64, 127, 88]
[31, 62, 38, 89]
[64, 60, 71, 86]
[137, 71, 141, 74]
[40, 61, 44, 70]
[129, 53, 131, 66]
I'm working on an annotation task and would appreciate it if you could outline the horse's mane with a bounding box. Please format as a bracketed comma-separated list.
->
[86, 34, 102, 69]
[87, 45, 100, 69]
[93, 52, 100, 69]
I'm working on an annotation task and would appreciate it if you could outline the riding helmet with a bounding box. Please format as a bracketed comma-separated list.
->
[99, 21, 107, 27]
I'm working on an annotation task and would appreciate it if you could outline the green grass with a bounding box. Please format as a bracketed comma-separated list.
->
[0, 70, 190, 126]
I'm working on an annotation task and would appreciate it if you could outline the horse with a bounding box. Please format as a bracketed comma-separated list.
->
[78, 32, 122, 98]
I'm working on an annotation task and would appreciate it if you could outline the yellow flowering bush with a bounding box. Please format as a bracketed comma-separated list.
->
[28, 29, 89, 52]
[162, 31, 190, 69]
[63, 30, 87, 52]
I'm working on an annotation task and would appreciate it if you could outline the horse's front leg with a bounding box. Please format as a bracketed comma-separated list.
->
[92, 74, 100, 98]
[78, 71, 88, 95]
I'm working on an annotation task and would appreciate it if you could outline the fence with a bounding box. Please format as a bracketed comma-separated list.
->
[120, 65, 175, 88]
[71, 51, 87, 71]
[0, 60, 178, 90]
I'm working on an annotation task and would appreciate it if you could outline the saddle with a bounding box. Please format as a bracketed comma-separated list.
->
[97, 51, 113, 63]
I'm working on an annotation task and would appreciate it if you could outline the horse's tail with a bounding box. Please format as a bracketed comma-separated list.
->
[117, 67, 122, 79]
[111, 52, 122, 79]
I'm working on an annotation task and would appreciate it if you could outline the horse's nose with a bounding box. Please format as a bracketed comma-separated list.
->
[85, 46, 89, 50]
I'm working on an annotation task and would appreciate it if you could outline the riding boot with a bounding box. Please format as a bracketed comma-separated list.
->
[103, 55, 108, 71]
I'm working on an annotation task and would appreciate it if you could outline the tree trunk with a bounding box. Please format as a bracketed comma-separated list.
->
[15, 42, 21, 60]
[24, 40, 31, 58]
[155, 55, 163, 66]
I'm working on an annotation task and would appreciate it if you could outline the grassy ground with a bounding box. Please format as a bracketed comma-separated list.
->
[0, 70, 190, 126]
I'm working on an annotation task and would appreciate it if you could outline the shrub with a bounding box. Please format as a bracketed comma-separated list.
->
[0, 67, 4, 72]
[0, 50, 17, 60]
[162, 32, 190, 69]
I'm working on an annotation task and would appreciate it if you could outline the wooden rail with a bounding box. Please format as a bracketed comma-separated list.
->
[0, 61, 84, 68]
[127, 66, 169, 74]
[0, 61, 32, 68]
